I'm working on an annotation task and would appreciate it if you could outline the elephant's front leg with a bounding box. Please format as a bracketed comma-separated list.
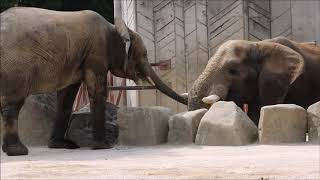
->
[85, 69, 112, 149]
[1, 99, 28, 156]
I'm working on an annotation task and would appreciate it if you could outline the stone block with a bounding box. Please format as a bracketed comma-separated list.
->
[195, 101, 258, 146]
[307, 102, 320, 144]
[117, 106, 173, 146]
[66, 102, 119, 147]
[168, 109, 207, 144]
[18, 94, 56, 146]
[259, 104, 307, 144]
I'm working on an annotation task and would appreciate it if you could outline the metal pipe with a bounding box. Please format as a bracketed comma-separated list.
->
[107, 86, 156, 91]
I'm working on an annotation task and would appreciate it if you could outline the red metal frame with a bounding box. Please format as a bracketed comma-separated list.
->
[72, 60, 170, 111]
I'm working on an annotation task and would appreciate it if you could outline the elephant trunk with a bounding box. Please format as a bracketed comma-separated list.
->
[188, 72, 214, 110]
[188, 52, 229, 110]
[143, 62, 188, 105]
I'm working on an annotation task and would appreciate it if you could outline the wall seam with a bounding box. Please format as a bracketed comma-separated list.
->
[152, 0, 160, 106]
[289, 0, 293, 39]
[195, 0, 199, 74]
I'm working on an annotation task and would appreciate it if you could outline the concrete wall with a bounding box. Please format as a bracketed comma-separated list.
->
[115, 0, 319, 112]
[271, 0, 320, 42]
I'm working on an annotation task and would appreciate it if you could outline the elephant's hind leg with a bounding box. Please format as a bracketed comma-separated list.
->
[48, 83, 81, 149]
[1, 99, 28, 156]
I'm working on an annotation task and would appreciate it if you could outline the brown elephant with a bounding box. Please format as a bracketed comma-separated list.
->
[188, 37, 320, 125]
[0, 7, 187, 156]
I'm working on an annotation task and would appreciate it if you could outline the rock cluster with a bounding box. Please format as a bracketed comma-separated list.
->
[307, 102, 320, 143]
[66, 102, 119, 147]
[6, 92, 319, 146]
[195, 101, 258, 146]
[169, 101, 320, 145]
[18, 94, 56, 145]
[168, 109, 207, 144]
[67, 105, 172, 146]
[117, 106, 173, 146]
[258, 104, 307, 144]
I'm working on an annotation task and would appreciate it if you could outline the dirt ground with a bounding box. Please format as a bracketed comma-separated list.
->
[1, 144, 319, 179]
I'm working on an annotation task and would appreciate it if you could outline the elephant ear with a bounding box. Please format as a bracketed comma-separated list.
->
[257, 41, 304, 105]
[114, 17, 131, 72]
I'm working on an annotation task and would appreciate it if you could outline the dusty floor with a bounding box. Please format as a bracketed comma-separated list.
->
[1, 144, 319, 179]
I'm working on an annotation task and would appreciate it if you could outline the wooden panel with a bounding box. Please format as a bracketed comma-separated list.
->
[250, 0, 270, 13]
[174, 0, 187, 112]
[184, 0, 208, 91]
[248, 19, 270, 40]
[137, 12, 153, 34]
[271, 9, 292, 37]
[185, 30, 197, 55]
[207, 0, 243, 57]
[209, 19, 244, 56]
[184, 4, 196, 36]
[136, 0, 157, 107]
[209, 29, 244, 55]
[153, 0, 171, 11]
[155, 21, 175, 43]
[208, 5, 243, 40]
[123, 0, 139, 106]
[207, 0, 239, 21]
[155, 2, 174, 31]
[154, 0, 189, 112]
[127, 0, 136, 30]
[184, 0, 196, 10]
[186, 50, 198, 90]
[291, 0, 320, 42]
[248, 0, 271, 41]
[137, 0, 153, 19]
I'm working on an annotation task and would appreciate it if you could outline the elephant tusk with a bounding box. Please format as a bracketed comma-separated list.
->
[180, 93, 188, 98]
[146, 76, 155, 86]
[202, 95, 220, 105]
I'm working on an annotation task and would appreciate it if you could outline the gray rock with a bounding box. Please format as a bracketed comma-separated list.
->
[18, 94, 57, 145]
[259, 104, 307, 144]
[168, 109, 207, 144]
[118, 106, 173, 146]
[307, 102, 320, 144]
[195, 101, 258, 146]
[66, 102, 118, 147]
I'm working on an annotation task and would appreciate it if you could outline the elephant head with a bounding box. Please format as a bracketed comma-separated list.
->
[188, 39, 304, 121]
[110, 17, 187, 105]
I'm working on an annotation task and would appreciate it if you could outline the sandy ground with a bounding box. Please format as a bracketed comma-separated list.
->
[1, 144, 319, 179]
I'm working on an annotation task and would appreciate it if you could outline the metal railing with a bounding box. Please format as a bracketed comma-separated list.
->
[73, 59, 171, 111]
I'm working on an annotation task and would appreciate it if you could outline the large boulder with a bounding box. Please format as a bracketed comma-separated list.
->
[18, 94, 57, 145]
[118, 106, 173, 146]
[66, 105, 172, 147]
[195, 101, 258, 146]
[168, 109, 207, 144]
[1, 94, 56, 146]
[307, 102, 320, 144]
[66, 102, 119, 147]
[259, 104, 307, 144]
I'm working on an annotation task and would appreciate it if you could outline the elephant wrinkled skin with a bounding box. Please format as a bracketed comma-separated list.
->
[0, 7, 187, 156]
[188, 37, 320, 125]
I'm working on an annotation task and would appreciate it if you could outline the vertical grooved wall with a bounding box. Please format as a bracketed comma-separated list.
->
[115, 0, 319, 112]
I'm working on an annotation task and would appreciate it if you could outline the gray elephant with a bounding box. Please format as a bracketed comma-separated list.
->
[188, 37, 320, 125]
[0, 7, 187, 156]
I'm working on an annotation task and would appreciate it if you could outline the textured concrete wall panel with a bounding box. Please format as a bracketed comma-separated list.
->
[291, 0, 320, 42]
[116, 0, 319, 111]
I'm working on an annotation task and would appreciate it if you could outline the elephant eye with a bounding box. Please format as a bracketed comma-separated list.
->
[228, 68, 240, 76]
